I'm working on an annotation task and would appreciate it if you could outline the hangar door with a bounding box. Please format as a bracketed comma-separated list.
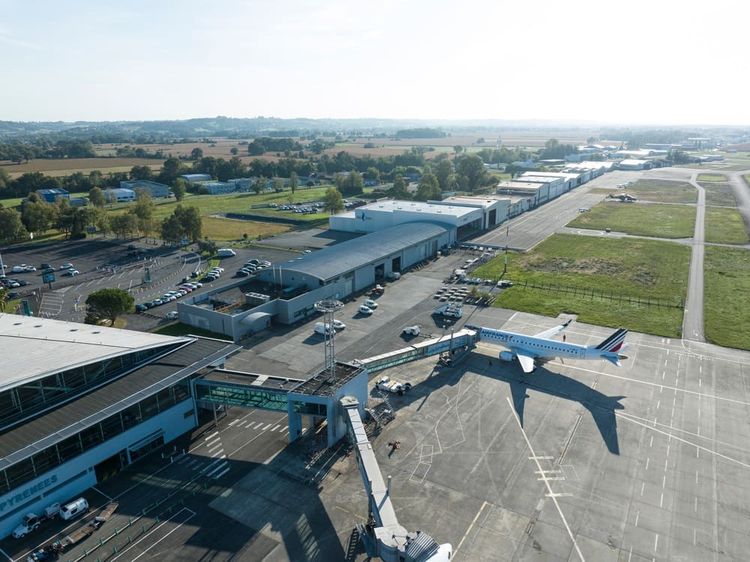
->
[488, 209, 496, 226]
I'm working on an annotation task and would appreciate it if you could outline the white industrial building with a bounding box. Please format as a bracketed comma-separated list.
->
[329, 200, 483, 239]
[120, 180, 171, 198]
[104, 188, 136, 203]
[617, 159, 652, 170]
[436, 196, 511, 229]
[562, 161, 614, 177]
[516, 174, 567, 199]
[496, 180, 548, 204]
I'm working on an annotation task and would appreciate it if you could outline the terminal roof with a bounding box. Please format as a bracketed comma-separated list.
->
[277, 222, 449, 282]
[0, 313, 188, 392]
[291, 362, 364, 397]
[0, 337, 238, 469]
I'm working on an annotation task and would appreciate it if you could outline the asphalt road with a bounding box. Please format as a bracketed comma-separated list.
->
[683, 172, 706, 342]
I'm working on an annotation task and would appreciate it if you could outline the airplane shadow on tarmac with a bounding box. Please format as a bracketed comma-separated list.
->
[393, 352, 625, 455]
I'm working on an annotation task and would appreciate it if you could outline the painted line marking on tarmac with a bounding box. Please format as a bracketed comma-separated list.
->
[204, 431, 219, 441]
[506, 397, 585, 561]
[271, 424, 281, 432]
[212, 465, 231, 480]
[205, 460, 230, 479]
[207, 442, 223, 454]
[262, 423, 272, 431]
[92, 486, 114, 501]
[111, 507, 196, 562]
[453, 500, 489, 558]
[0, 547, 12, 562]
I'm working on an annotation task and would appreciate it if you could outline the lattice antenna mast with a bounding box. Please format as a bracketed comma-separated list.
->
[314, 299, 344, 381]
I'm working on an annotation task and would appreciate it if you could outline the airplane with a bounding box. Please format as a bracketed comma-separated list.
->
[465, 320, 628, 373]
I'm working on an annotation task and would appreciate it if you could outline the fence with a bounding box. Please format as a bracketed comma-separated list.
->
[518, 280, 683, 309]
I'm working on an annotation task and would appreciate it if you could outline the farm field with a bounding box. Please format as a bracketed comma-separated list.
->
[704, 246, 750, 350]
[704, 207, 750, 245]
[699, 180, 737, 206]
[200, 216, 290, 241]
[608, 179, 697, 204]
[473, 234, 690, 337]
[686, 153, 750, 171]
[567, 201, 695, 238]
[0, 158, 161, 178]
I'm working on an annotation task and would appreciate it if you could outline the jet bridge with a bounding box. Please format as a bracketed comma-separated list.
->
[340, 396, 452, 562]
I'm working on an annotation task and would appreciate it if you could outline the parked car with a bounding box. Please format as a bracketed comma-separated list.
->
[497, 280, 513, 288]
[359, 305, 374, 315]
[217, 248, 236, 257]
[314, 322, 335, 335]
[135, 304, 147, 313]
[363, 299, 378, 309]
[60, 263, 74, 270]
[402, 325, 421, 336]
[376, 376, 412, 395]
[235, 270, 250, 277]
[62, 269, 80, 277]
[332, 319, 346, 330]
[150, 299, 164, 306]
[165, 311, 179, 320]
[59, 498, 88, 521]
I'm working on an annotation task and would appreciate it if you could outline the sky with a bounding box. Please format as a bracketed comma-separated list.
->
[1, 0, 748, 125]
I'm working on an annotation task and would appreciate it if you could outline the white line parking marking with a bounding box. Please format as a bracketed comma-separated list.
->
[204, 431, 219, 441]
[207, 442, 223, 454]
[212, 466, 231, 480]
[262, 423, 272, 431]
[271, 424, 280, 432]
[205, 461, 230, 479]
[111, 507, 196, 561]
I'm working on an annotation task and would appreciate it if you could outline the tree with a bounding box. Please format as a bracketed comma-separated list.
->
[364, 167, 380, 183]
[0, 287, 8, 312]
[197, 239, 218, 256]
[130, 165, 153, 180]
[132, 189, 155, 235]
[323, 187, 344, 214]
[453, 145, 464, 160]
[289, 171, 298, 194]
[455, 154, 487, 192]
[391, 175, 410, 199]
[172, 178, 187, 201]
[190, 147, 204, 160]
[272, 178, 284, 192]
[415, 170, 441, 201]
[89, 186, 105, 208]
[159, 156, 182, 184]
[0, 207, 28, 243]
[85, 288, 134, 324]
[435, 159, 455, 192]
[0, 169, 11, 193]
[161, 205, 202, 243]
[110, 213, 139, 239]
[336, 170, 364, 196]
[230, 147, 239, 156]
[21, 201, 57, 235]
[160, 214, 183, 244]
[252, 177, 265, 194]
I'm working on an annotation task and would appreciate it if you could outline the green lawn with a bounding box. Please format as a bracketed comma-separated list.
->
[0, 196, 25, 209]
[568, 202, 695, 238]
[473, 234, 690, 337]
[697, 173, 726, 182]
[744, 175, 750, 186]
[704, 247, 750, 349]
[614, 179, 697, 204]
[700, 181, 737, 206]
[704, 208, 750, 245]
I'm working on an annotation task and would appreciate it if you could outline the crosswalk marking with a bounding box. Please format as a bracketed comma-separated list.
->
[271, 424, 280, 432]
[262, 423, 272, 431]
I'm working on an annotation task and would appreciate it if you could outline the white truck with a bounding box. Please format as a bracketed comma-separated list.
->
[12, 504, 60, 539]
[376, 376, 412, 395]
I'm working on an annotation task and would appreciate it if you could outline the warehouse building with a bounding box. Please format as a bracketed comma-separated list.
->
[120, 180, 171, 198]
[434, 196, 511, 229]
[329, 200, 482, 239]
[104, 187, 136, 203]
[178, 222, 453, 339]
[496, 180, 548, 204]
[35, 189, 70, 204]
[0, 314, 238, 538]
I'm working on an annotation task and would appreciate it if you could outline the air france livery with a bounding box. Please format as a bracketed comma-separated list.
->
[466, 320, 628, 373]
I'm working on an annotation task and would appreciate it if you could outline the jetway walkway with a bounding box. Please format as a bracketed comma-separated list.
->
[359, 328, 477, 373]
[340, 396, 451, 562]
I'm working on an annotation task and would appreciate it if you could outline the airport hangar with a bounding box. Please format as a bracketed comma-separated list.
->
[0, 314, 372, 539]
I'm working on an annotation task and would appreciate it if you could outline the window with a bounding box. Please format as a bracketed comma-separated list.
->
[121, 403, 142, 430]
[57, 435, 83, 462]
[80, 424, 104, 451]
[140, 395, 159, 420]
[174, 380, 190, 403]
[101, 414, 124, 440]
[5, 458, 35, 489]
[156, 387, 175, 412]
[32, 448, 61, 476]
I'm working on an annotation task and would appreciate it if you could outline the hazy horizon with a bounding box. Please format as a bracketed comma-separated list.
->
[1, 0, 748, 126]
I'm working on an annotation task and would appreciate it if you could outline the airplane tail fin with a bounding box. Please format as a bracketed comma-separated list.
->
[595, 328, 628, 353]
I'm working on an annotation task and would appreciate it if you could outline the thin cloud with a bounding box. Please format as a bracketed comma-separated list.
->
[0, 32, 42, 51]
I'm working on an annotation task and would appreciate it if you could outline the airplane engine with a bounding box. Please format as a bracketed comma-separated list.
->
[499, 351, 514, 362]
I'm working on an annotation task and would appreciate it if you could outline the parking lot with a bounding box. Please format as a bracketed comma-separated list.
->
[1, 239, 298, 328]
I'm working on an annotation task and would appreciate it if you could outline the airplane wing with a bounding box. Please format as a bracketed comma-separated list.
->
[533, 319, 572, 340]
[516, 353, 535, 374]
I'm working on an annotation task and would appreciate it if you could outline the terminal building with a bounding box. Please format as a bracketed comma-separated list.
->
[0, 314, 239, 538]
[0, 313, 380, 539]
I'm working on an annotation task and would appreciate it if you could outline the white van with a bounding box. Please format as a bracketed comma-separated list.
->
[217, 248, 236, 257]
[314, 322, 335, 335]
[59, 497, 88, 521]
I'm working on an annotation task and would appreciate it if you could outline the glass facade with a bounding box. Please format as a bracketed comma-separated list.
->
[195, 381, 289, 411]
[0, 345, 179, 429]
[0, 379, 191, 496]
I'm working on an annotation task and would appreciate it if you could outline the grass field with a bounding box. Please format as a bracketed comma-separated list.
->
[473, 234, 690, 337]
[744, 174, 750, 186]
[697, 173, 726, 182]
[613, 179, 697, 204]
[107, 187, 339, 242]
[704, 208, 750, 245]
[0, 196, 26, 208]
[699, 181, 737, 206]
[0, 158, 162, 178]
[567, 202, 695, 238]
[704, 246, 750, 350]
